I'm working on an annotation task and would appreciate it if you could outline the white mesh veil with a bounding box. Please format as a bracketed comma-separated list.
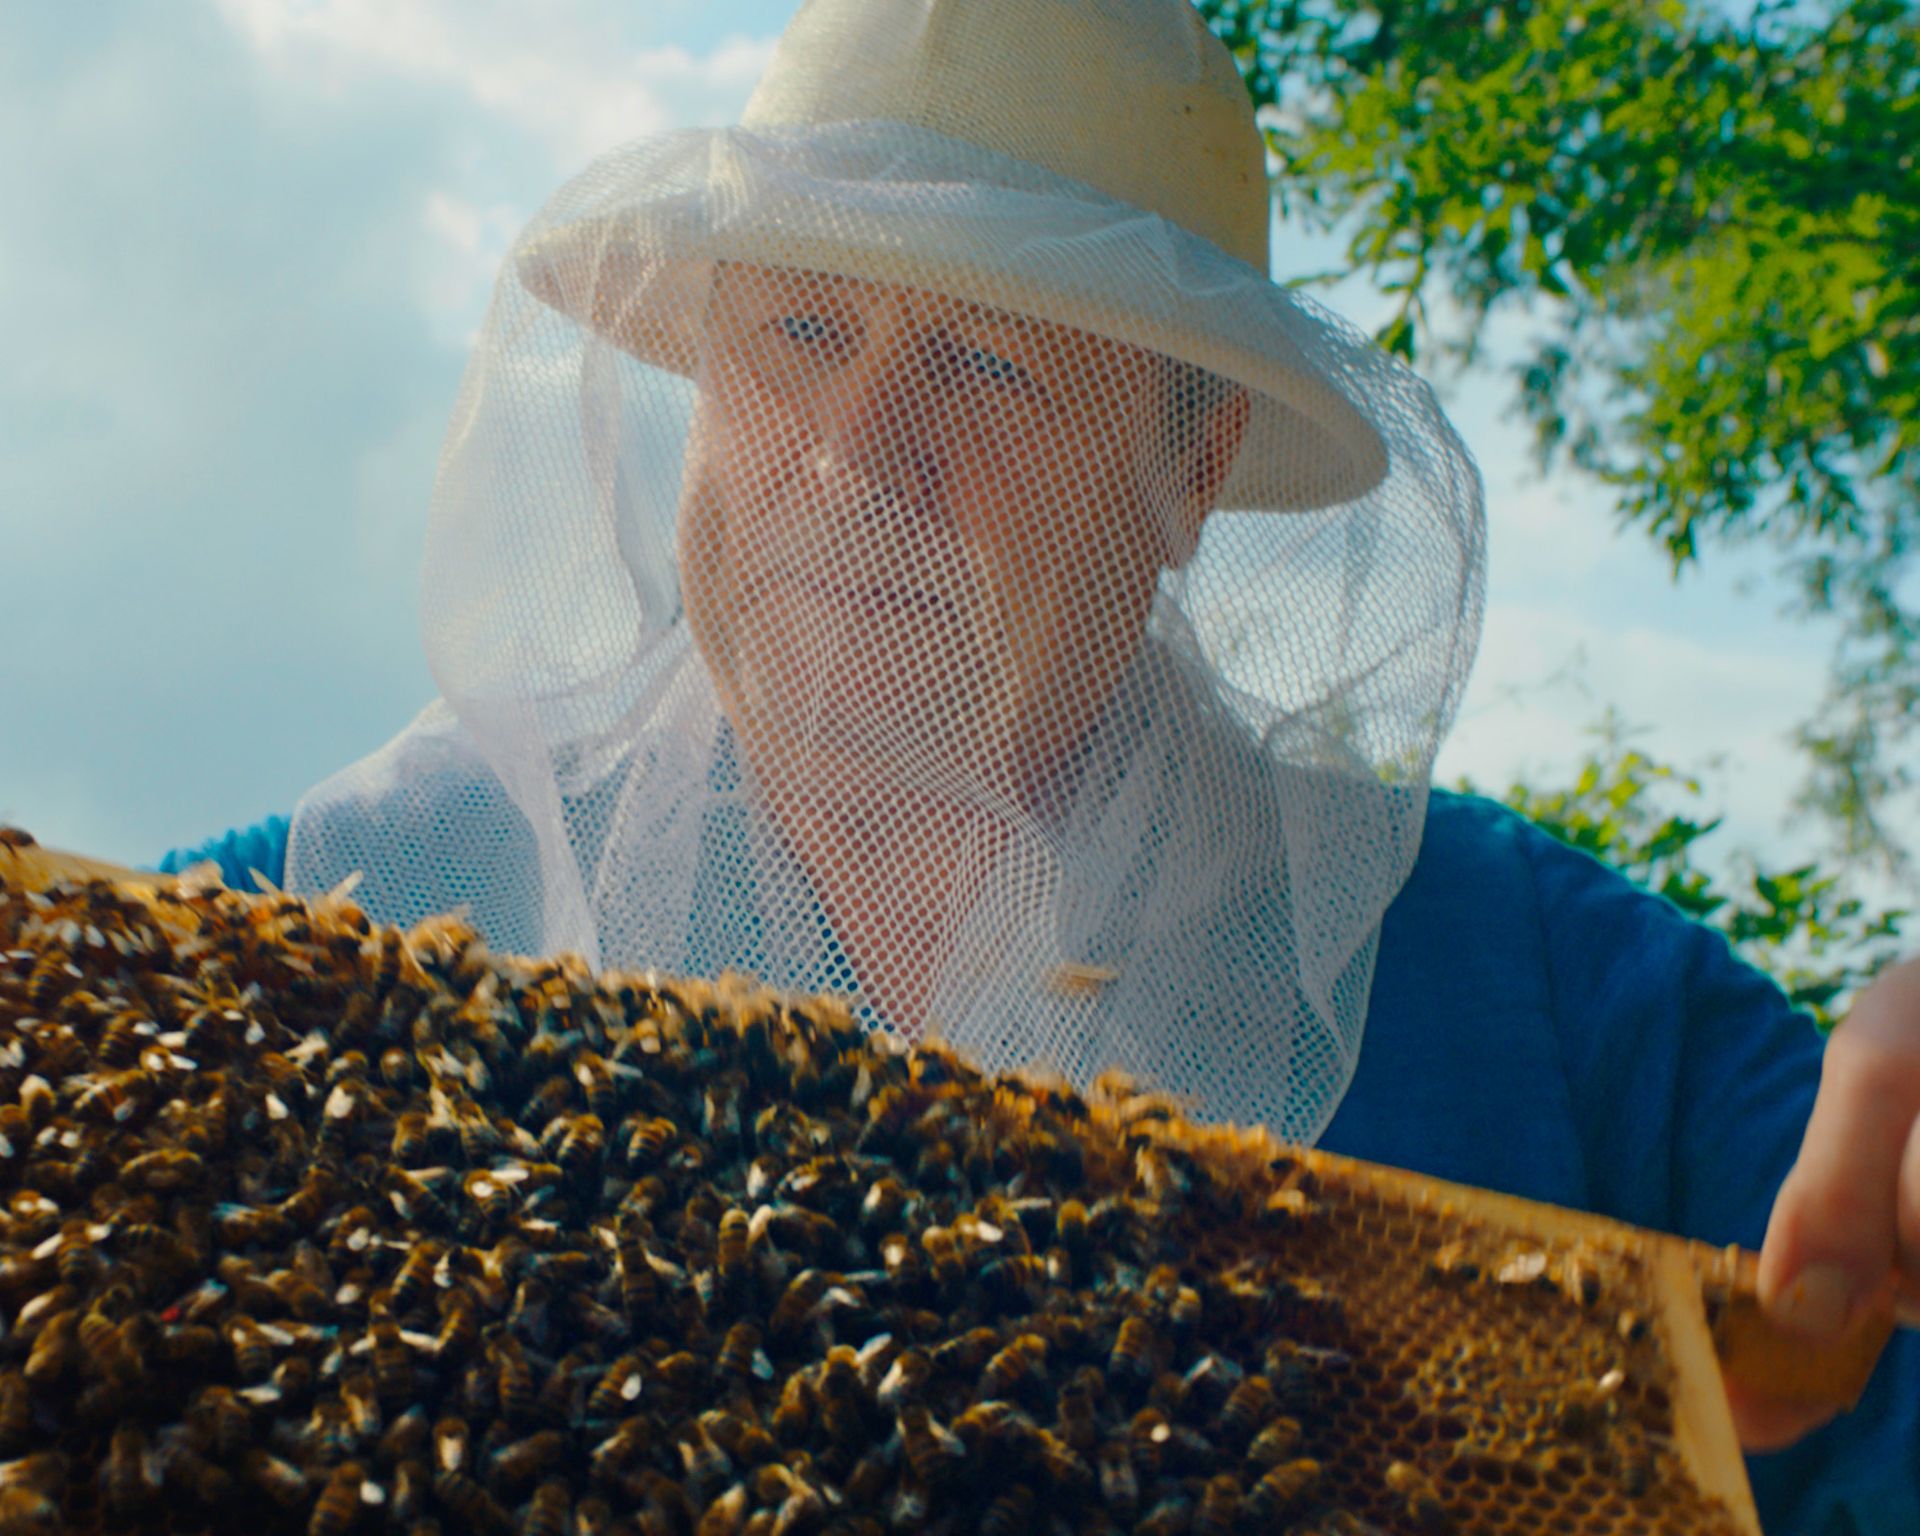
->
[287, 3, 1486, 1143]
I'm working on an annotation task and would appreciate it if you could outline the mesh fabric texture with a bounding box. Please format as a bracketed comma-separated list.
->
[287, 121, 1486, 1143]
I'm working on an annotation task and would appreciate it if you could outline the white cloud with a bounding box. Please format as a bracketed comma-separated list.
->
[210, 0, 778, 169]
[417, 190, 522, 343]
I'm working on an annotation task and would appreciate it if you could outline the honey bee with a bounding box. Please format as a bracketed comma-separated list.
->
[387, 1168, 453, 1232]
[168, 1440, 237, 1506]
[874, 1347, 929, 1411]
[1384, 1460, 1449, 1533]
[524, 1477, 573, 1536]
[1127, 1407, 1172, 1479]
[0, 1373, 29, 1455]
[1192, 1472, 1242, 1536]
[1558, 1248, 1603, 1307]
[101, 1423, 161, 1512]
[0, 1484, 58, 1536]
[1087, 1436, 1139, 1522]
[1045, 962, 1120, 1000]
[567, 1292, 629, 1345]
[558, 1114, 605, 1181]
[980, 1333, 1048, 1400]
[895, 1403, 966, 1494]
[367, 927, 406, 993]
[96, 1007, 149, 1067]
[1426, 1240, 1477, 1281]
[23, 1309, 77, 1387]
[715, 1321, 767, 1387]
[574, 1052, 617, 1119]
[1244, 1458, 1323, 1528]
[695, 1482, 750, 1536]
[586, 1353, 647, 1420]
[375, 1405, 430, 1468]
[434, 1290, 479, 1361]
[187, 1384, 252, 1459]
[535, 1351, 597, 1430]
[364, 1314, 412, 1403]
[273, 1353, 317, 1407]
[714, 1208, 750, 1302]
[769, 1267, 831, 1339]
[281, 1168, 338, 1231]
[385, 1458, 427, 1523]
[1554, 1367, 1627, 1438]
[573, 1495, 620, 1536]
[674, 1422, 733, 1499]
[918, 1225, 965, 1294]
[1135, 1494, 1196, 1536]
[700, 1073, 745, 1146]
[1493, 1248, 1551, 1287]
[74, 1068, 145, 1125]
[24, 954, 70, 1013]
[588, 1418, 649, 1480]
[307, 1460, 366, 1536]
[340, 1370, 384, 1445]
[979, 1254, 1047, 1309]
[490, 1430, 565, 1490]
[391, 1239, 441, 1312]
[623, 1115, 678, 1170]
[226, 1311, 286, 1380]
[463, 1169, 519, 1224]
[927, 1325, 1000, 1378]
[449, 1099, 503, 1166]
[1108, 1315, 1156, 1383]
[771, 1370, 813, 1443]
[1244, 1414, 1303, 1470]
[432, 1416, 472, 1478]
[1218, 1373, 1277, 1445]
[244, 1447, 310, 1509]
[432, 1468, 510, 1535]
[390, 1111, 431, 1166]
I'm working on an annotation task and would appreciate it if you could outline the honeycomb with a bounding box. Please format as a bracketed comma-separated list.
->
[0, 830, 1852, 1536]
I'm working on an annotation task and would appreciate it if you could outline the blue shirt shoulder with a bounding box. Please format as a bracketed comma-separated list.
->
[154, 815, 292, 892]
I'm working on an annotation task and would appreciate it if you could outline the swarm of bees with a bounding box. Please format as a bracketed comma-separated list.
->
[0, 837, 1754, 1536]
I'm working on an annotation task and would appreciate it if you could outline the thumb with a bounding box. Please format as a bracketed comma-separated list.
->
[1758, 1022, 1916, 1338]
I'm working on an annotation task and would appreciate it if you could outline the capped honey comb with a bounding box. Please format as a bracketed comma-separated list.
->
[0, 835, 1871, 1534]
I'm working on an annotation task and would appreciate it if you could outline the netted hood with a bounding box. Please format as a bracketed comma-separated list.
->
[287, 118, 1485, 1143]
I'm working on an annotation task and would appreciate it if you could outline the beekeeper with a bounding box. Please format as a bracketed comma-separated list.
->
[159, 0, 1920, 1519]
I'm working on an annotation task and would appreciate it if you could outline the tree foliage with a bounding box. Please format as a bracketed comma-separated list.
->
[1198, 0, 1920, 864]
[1463, 723, 1907, 1028]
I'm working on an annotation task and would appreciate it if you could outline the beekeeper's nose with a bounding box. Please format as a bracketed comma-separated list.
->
[813, 292, 948, 510]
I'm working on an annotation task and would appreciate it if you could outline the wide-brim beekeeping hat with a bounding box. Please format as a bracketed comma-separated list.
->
[514, 0, 1390, 512]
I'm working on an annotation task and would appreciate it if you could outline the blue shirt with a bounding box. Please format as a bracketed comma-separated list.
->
[159, 790, 1918, 1534]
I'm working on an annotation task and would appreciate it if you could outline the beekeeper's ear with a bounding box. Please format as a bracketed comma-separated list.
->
[1165, 384, 1250, 569]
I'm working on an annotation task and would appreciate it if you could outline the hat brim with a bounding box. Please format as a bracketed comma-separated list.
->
[514, 130, 1390, 512]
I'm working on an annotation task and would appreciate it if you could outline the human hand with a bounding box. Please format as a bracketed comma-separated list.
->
[1740, 955, 1920, 1450]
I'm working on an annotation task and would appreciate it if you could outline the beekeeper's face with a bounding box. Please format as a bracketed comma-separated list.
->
[678, 264, 1245, 799]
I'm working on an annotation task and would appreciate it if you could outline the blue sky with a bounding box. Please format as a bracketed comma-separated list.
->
[1, 0, 1867, 872]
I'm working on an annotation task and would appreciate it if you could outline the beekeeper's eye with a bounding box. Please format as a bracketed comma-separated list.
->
[778, 314, 849, 354]
[964, 345, 1033, 391]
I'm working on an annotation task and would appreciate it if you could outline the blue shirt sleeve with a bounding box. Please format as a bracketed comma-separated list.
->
[153, 815, 292, 893]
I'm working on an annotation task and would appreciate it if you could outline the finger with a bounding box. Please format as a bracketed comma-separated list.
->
[1898, 1114, 1920, 1295]
[1721, 1377, 1839, 1454]
[1759, 1023, 1920, 1337]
